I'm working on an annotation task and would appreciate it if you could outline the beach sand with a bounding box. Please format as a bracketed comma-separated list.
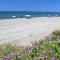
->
[0, 17, 60, 47]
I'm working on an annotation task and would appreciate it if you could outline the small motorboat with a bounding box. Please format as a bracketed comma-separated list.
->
[12, 16, 16, 18]
[24, 15, 32, 19]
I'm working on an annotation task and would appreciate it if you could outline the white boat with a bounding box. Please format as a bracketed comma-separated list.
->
[24, 15, 31, 19]
[24, 15, 31, 17]
[12, 16, 16, 18]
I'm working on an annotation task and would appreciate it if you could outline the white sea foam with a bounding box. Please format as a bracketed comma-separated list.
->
[24, 15, 31, 17]
[12, 16, 16, 18]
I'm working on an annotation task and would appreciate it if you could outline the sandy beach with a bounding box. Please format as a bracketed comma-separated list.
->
[0, 17, 60, 46]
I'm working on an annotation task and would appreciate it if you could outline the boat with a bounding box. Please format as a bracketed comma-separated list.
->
[12, 16, 16, 18]
[24, 15, 32, 19]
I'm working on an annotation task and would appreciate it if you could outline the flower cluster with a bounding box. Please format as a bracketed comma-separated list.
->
[0, 30, 60, 60]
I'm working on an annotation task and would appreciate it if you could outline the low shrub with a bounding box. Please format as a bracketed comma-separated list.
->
[0, 30, 60, 60]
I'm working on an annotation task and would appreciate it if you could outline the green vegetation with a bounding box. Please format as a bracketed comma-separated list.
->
[0, 30, 60, 60]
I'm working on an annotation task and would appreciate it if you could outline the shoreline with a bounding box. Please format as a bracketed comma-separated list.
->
[0, 16, 60, 21]
[0, 17, 60, 46]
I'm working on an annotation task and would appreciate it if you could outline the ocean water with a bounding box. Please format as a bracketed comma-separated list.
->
[0, 11, 60, 19]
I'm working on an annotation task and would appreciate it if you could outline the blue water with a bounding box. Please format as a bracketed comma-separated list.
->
[0, 11, 60, 19]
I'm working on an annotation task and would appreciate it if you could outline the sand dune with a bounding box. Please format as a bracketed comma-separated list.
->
[0, 17, 60, 46]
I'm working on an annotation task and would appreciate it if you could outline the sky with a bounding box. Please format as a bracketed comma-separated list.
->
[0, 0, 60, 12]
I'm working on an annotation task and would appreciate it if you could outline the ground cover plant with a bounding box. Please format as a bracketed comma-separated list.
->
[0, 30, 60, 60]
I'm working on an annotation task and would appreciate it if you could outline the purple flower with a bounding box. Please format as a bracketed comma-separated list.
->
[3, 55, 10, 60]
[50, 57, 56, 60]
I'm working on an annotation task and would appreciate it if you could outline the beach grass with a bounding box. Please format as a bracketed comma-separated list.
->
[0, 30, 60, 60]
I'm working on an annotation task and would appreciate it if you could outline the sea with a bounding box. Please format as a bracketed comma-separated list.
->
[0, 11, 60, 19]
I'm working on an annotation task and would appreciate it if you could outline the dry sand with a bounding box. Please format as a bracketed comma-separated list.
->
[0, 17, 60, 46]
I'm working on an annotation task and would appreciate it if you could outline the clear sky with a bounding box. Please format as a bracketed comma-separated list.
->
[0, 0, 60, 12]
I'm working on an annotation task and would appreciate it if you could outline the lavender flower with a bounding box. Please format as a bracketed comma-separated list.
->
[50, 57, 56, 60]
[3, 55, 10, 60]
